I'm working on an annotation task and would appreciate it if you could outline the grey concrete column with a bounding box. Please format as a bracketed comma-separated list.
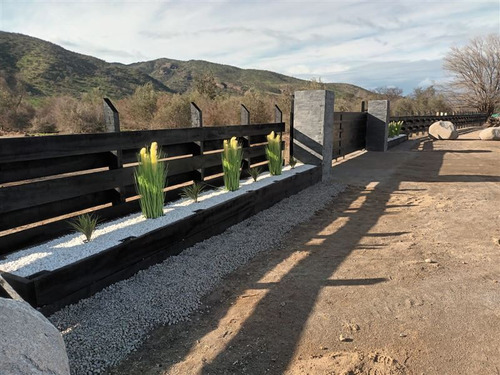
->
[366, 100, 390, 152]
[190, 102, 203, 127]
[293, 90, 334, 180]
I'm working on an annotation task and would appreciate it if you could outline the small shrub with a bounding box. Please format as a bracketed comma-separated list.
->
[248, 167, 262, 182]
[68, 213, 99, 242]
[266, 131, 283, 175]
[289, 156, 297, 169]
[181, 182, 205, 203]
[222, 137, 243, 191]
[388, 121, 403, 138]
[135, 142, 168, 218]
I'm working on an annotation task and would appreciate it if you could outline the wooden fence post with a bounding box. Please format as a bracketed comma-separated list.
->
[361, 101, 366, 112]
[190, 102, 204, 181]
[274, 104, 287, 163]
[289, 95, 294, 159]
[240, 104, 251, 173]
[103, 98, 125, 205]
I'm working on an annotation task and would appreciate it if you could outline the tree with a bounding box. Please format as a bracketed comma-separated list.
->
[195, 73, 218, 100]
[307, 77, 326, 90]
[443, 34, 500, 116]
[374, 86, 404, 102]
[0, 73, 35, 133]
[392, 86, 451, 116]
[129, 82, 158, 128]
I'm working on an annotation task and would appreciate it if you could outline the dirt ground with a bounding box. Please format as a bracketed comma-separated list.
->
[109, 129, 500, 375]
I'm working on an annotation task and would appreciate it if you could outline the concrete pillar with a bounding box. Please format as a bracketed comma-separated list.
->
[366, 100, 390, 152]
[292, 90, 334, 181]
[190, 102, 203, 127]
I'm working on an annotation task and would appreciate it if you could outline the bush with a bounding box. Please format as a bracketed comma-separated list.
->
[222, 137, 243, 191]
[266, 131, 283, 175]
[134, 142, 168, 219]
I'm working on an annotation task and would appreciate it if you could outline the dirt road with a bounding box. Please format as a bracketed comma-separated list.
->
[110, 129, 500, 375]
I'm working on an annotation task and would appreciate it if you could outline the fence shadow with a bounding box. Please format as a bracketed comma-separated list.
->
[113, 130, 497, 374]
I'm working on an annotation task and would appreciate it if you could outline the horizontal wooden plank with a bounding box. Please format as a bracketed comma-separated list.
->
[122, 142, 200, 164]
[0, 123, 285, 163]
[0, 168, 134, 214]
[0, 183, 199, 255]
[0, 144, 268, 216]
[0, 152, 112, 185]
[0, 190, 116, 231]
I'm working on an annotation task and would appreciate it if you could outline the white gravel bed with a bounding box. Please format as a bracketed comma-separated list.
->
[0, 164, 313, 277]
[48, 180, 345, 375]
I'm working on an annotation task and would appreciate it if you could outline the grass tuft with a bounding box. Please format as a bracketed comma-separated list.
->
[265, 131, 283, 175]
[181, 182, 205, 203]
[248, 167, 262, 182]
[134, 142, 168, 219]
[289, 156, 297, 169]
[68, 213, 99, 243]
[222, 137, 243, 191]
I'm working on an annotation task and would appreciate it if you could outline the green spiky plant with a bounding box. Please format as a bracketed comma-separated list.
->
[289, 156, 297, 169]
[134, 142, 168, 219]
[266, 131, 283, 175]
[248, 167, 262, 182]
[181, 182, 205, 203]
[68, 213, 99, 243]
[388, 121, 403, 138]
[222, 137, 243, 191]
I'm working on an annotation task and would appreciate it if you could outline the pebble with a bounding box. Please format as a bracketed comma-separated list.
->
[424, 258, 436, 263]
[339, 334, 352, 342]
[49, 181, 345, 374]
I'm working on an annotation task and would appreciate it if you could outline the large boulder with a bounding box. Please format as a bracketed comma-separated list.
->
[428, 121, 459, 140]
[0, 298, 70, 375]
[479, 127, 500, 140]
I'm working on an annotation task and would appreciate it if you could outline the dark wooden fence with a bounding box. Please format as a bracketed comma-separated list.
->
[0, 122, 284, 255]
[333, 112, 367, 158]
[390, 113, 487, 135]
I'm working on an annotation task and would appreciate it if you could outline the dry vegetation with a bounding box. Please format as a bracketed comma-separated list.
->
[0, 77, 458, 136]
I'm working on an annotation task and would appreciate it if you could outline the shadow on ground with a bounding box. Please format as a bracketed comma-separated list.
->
[109, 128, 500, 375]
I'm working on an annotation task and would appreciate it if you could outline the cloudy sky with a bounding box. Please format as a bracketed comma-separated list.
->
[1, 0, 499, 93]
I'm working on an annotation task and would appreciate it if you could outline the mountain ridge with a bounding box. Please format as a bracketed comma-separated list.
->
[0, 31, 374, 101]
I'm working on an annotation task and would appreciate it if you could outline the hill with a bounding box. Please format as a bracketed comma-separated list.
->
[0, 32, 171, 97]
[0, 31, 374, 101]
[129, 58, 374, 100]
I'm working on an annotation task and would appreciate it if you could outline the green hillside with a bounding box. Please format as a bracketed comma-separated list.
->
[129, 58, 375, 100]
[0, 31, 374, 101]
[0, 31, 171, 97]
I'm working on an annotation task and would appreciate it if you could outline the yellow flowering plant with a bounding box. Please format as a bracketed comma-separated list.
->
[134, 141, 168, 219]
[265, 131, 283, 175]
[222, 136, 243, 191]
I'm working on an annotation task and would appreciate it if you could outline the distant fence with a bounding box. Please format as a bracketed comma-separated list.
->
[0, 114, 284, 255]
[389, 113, 487, 135]
[333, 112, 367, 159]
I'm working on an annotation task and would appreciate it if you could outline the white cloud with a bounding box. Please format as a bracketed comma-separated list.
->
[1, 0, 498, 92]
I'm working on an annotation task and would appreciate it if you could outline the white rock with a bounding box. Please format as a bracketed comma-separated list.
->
[0, 298, 70, 375]
[479, 127, 500, 140]
[428, 121, 458, 140]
